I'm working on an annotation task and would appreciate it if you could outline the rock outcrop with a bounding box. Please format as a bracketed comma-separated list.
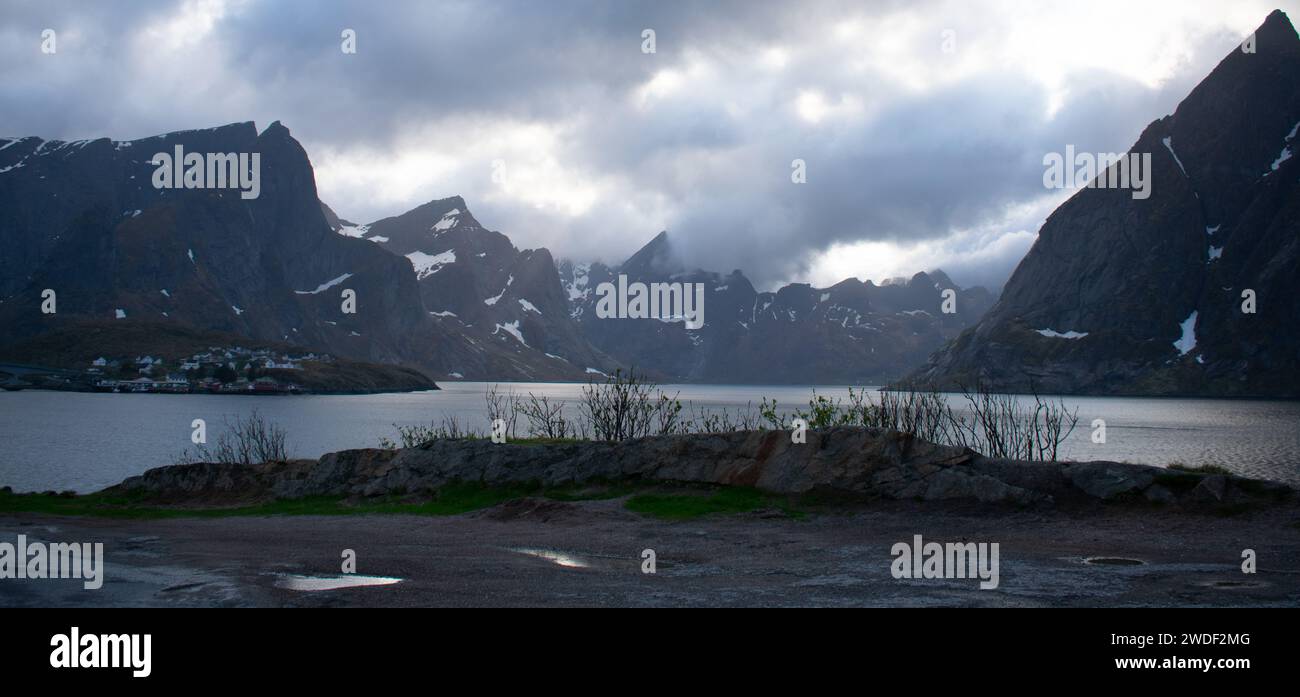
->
[109, 427, 1292, 509]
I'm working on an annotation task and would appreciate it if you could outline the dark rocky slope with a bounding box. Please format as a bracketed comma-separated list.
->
[0, 122, 562, 381]
[910, 10, 1300, 396]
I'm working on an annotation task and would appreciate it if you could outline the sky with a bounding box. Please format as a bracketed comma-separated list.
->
[1, 0, 1294, 291]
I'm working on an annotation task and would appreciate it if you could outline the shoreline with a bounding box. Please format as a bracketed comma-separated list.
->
[3, 428, 1296, 608]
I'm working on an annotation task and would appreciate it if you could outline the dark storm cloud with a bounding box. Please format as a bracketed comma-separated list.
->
[0, 0, 1280, 288]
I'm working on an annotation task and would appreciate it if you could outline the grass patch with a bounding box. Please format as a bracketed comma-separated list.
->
[0, 482, 541, 519]
[2, 481, 810, 521]
[624, 486, 802, 520]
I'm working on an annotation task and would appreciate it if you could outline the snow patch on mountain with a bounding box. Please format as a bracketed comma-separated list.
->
[295, 273, 354, 295]
[1267, 121, 1299, 173]
[493, 320, 527, 346]
[1036, 328, 1089, 339]
[406, 251, 455, 280]
[337, 223, 371, 239]
[518, 298, 541, 314]
[432, 209, 461, 232]
[565, 263, 591, 301]
[1162, 136, 1188, 177]
[1173, 311, 1198, 355]
[484, 275, 513, 305]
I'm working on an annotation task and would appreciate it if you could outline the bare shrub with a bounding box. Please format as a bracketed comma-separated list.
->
[379, 415, 479, 449]
[485, 384, 521, 439]
[178, 410, 288, 465]
[579, 369, 684, 441]
[519, 392, 573, 440]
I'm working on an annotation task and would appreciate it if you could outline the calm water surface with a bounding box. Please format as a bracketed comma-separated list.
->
[1, 382, 1297, 492]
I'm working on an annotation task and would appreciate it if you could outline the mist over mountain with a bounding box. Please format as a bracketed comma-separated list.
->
[560, 232, 994, 383]
[910, 10, 1300, 397]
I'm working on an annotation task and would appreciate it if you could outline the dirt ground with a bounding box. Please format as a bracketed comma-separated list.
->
[2, 498, 1298, 607]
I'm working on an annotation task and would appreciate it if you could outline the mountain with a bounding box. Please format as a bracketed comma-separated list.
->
[561, 232, 995, 383]
[909, 10, 1300, 397]
[0, 121, 592, 381]
[0, 120, 992, 386]
[344, 196, 618, 378]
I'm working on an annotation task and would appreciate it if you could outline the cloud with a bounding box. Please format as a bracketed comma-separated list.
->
[1, 0, 1287, 287]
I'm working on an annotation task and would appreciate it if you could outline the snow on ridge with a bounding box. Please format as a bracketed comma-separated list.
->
[432, 209, 461, 233]
[1162, 136, 1188, 178]
[336, 223, 370, 239]
[114, 309, 126, 319]
[1208, 246, 1223, 261]
[493, 320, 527, 346]
[232, 305, 245, 316]
[406, 251, 456, 280]
[429, 310, 458, 317]
[295, 272, 354, 295]
[367, 236, 388, 243]
[1036, 328, 1089, 340]
[1173, 311, 1198, 356]
[1206, 224, 1220, 236]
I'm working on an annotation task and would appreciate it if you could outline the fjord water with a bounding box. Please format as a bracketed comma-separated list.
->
[1, 383, 1298, 493]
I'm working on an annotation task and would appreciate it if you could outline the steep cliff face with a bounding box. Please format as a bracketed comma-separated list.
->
[910, 10, 1300, 397]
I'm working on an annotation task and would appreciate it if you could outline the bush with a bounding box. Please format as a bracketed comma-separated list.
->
[178, 410, 288, 465]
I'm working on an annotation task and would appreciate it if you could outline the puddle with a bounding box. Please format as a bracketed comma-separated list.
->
[273, 574, 403, 591]
[1197, 580, 1269, 589]
[1083, 556, 1146, 566]
[509, 548, 590, 569]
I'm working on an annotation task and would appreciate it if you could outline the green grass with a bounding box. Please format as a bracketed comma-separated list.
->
[1, 481, 809, 521]
[624, 486, 803, 520]
[0, 482, 541, 519]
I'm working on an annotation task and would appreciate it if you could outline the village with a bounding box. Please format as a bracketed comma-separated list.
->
[84, 346, 326, 395]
